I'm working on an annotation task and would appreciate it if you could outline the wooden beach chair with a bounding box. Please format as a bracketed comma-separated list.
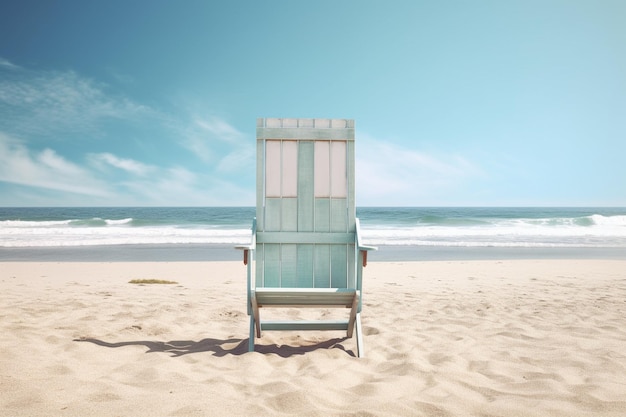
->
[237, 118, 375, 358]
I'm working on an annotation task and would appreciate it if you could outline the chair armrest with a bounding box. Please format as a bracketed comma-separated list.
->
[235, 245, 253, 265]
[355, 218, 377, 266]
[357, 246, 377, 267]
[235, 219, 257, 265]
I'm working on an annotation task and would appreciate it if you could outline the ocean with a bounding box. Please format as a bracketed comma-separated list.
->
[1, 207, 626, 261]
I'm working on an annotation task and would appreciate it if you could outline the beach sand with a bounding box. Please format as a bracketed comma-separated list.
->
[1, 260, 626, 416]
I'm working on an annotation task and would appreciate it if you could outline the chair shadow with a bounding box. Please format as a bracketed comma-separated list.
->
[74, 336, 355, 358]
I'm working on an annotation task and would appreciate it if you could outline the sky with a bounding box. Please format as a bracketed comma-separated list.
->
[1, 0, 625, 207]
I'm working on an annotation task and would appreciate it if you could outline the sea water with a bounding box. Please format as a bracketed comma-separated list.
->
[1, 207, 625, 261]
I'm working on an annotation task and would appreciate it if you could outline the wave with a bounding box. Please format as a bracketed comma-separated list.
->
[512, 214, 626, 228]
[416, 215, 490, 226]
[104, 218, 133, 226]
[358, 213, 626, 247]
[1, 218, 134, 228]
[0, 225, 252, 247]
[2, 211, 625, 248]
[589, 214, 626, 226]
[1, 219, 73, 227]
[357, 240, 610, 248]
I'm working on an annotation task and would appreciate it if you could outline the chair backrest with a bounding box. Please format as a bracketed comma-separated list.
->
[255, 118, 356, 289]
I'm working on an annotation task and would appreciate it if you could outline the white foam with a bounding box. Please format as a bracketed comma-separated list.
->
[2, 213, 625, 248]
[1, 219, 73, 227]
[104, 218, 133, 225]
[359, 217, 626, 247]
[0, 224, 252, 247]
[590, 214, 626, 226]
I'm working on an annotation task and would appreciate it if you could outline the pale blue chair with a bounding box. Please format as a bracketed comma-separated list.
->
[238, 118, 375, 357]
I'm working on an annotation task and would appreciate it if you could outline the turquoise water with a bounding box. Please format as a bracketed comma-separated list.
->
[1, 207, 625, 249]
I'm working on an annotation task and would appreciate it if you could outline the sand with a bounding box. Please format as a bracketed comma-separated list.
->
[1, 260, 626, 416]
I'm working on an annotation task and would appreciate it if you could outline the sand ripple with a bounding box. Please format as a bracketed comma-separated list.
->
[1, 260, 625, 416]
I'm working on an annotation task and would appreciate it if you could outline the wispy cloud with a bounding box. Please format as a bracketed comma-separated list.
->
[116, 166, 199, 204]
[195, 117, 244, 143]
[115, 166, 254, 206]
[0, 57, 20, 70]
[181, 117, 247, 162]
[0, 62, 151, 138]
[0, 59, 255, 206]
[356, 134, 484, 205]
[88, 152, 155, 176]
[0, 133, 112, 197]
[215, 146, 255, 174]
[0, 133, 252, 205]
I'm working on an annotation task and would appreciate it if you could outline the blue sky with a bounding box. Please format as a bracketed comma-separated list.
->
[1, 0, 625, 207]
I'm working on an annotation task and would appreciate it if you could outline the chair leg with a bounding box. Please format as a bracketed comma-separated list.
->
[251, 295, 261, 338]
[347, 293, 358, 338]
[248, 315, 255, 352]
[355, 313, 364, 358]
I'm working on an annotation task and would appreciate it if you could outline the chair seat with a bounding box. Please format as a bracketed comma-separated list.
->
[254, 288, 358, 308]
[250, 287, 361, 346]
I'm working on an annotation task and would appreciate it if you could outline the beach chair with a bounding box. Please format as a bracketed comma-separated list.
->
[237, 118, 375, 358]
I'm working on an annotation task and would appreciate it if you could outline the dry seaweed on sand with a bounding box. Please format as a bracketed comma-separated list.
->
[128, 279, 178, 285]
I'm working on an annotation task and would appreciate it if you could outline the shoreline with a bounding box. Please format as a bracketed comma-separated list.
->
[2, 243, 626, 262]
